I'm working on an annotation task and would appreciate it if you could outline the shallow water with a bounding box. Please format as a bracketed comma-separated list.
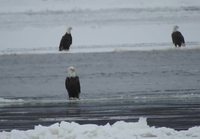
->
[1, 98, 200, 131]
[0, 49, 200, 131]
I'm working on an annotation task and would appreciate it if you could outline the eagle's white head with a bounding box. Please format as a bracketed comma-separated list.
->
[173, 25, 179, 32]
[66, 27, 72, 34]
[67, 66, 77, 77]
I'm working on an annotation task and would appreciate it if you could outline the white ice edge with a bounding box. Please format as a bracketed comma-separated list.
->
[1, 117, 200, 139]
[0, 44, 200, 56]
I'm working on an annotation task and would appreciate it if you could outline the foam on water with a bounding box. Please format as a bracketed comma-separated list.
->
[0, 98, 24, 103]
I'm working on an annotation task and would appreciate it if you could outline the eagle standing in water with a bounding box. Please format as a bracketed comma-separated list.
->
[65, 66, 81, 100]
[171, 25, 185, 47]
[59, 27, 72, 51]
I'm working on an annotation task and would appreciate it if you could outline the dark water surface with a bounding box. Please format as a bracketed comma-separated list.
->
[0, 98, 200, 131]
[0, 49, 200, 131]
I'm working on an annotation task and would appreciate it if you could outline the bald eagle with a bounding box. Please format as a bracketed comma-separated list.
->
[171, 25, 185, 47]
[65, 66, 81, 100]
[59, 27, 72, 51]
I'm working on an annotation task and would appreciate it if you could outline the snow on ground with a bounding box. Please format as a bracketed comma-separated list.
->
[0, 118, 200, 139]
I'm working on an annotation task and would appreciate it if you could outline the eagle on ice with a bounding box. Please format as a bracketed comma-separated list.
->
[171, 25, 185, 47]
[59, 27, 72, 51]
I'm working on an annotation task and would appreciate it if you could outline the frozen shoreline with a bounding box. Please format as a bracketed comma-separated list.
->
[0, 42, 200, 56]
[1, 118, 200, 139]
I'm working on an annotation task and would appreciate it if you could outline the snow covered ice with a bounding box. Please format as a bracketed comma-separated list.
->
[1, 118, 200, 139]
